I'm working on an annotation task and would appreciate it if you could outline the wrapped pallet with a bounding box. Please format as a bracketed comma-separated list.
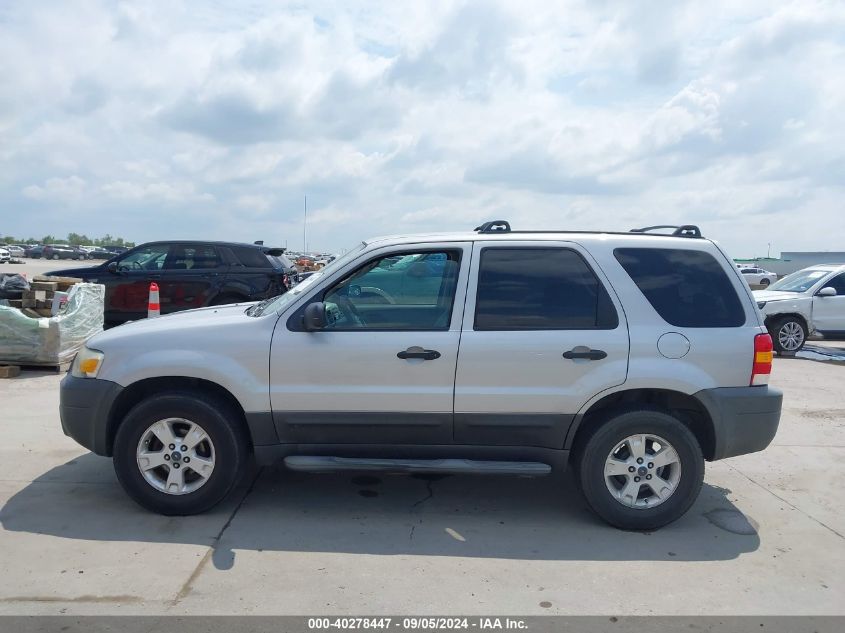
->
[0, 283, 105, 365]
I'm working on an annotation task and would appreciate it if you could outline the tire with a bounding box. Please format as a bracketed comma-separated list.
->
[574, 408, 704, 530]
[770, 315, 807, 354]
[113, 391, 249, 515]
[759, 278, 770, 287]
[52, 254, 60, 260]
[210, 293, 246, 307]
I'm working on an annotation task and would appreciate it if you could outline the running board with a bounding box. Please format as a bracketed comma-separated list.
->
[283, 456, 552, 476]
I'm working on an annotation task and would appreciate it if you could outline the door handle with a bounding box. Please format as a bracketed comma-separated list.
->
[397, 347, 441, 360]
[563, 348, 607, 361]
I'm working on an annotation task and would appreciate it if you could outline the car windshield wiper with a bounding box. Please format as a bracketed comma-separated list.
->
[246, 295, 281, 317]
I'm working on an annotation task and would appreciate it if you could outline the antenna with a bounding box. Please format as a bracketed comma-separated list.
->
[303, 194, 308, 253]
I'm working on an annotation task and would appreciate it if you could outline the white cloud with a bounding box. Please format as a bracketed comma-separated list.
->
[0, 0, 843, 257]
[22, 175, 86, 201]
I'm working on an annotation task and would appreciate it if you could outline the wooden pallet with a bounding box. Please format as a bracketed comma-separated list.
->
[0, 360, 71, 374]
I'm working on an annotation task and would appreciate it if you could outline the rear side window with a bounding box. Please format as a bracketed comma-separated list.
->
[232, 247, 273, 269]
[474, 248, 618, 330]
[614, 248, 745, 327]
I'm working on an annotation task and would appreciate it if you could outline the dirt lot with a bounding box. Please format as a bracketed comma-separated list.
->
[0, 349, 843, 616]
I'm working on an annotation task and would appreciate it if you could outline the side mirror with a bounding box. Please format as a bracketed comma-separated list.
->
[303, 302, 327, 330]
[106, 261, 119, 274]
[817, 286, 837, 297]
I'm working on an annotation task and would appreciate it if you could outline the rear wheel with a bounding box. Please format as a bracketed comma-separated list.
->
[770, 316, 807, 354]
[574, 408, 704, 530]
[759, 278, 770, 287]
[113, 391, 249, 515]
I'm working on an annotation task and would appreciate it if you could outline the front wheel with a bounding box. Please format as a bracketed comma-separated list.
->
[759, 278, 770, 287]
[52, 254, 60, 260]
[574, 409, 704, 530]
[113, 391, 249, 515]
[770, 316, 807, 354]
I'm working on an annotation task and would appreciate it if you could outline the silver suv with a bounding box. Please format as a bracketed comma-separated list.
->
[60, 222, 782, 530]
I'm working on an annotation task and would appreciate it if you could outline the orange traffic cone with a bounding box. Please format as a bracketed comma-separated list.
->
[147, 282, 160, 318]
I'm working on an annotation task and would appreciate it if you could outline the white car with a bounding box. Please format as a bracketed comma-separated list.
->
[0, 246, 10, 263]
[739, 267, 777, 287]
[754, 263, 845, 353]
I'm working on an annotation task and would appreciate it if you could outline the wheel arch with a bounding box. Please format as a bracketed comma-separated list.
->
[764, 312, 809, 331]
[566, 388, 716, 461]
[105, 376, 253, 456]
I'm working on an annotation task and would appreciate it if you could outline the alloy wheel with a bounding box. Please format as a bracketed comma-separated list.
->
[604, 433, 682, 508]
[136, 418, 215, 495]
[778, 321, 804, 351]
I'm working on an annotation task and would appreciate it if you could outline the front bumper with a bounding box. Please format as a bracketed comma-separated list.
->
[694, 386, 783, 460]
[59, 373, 123, 456]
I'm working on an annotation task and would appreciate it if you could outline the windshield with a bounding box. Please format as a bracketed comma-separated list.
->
[768, 269, 829, 293]
[247, 241, 367, 317]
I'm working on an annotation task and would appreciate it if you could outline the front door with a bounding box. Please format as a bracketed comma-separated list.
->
[269, 243, 471, 445]
[813, 273, 845, 333]
[103, 243, 171, 323]
[454, 242, 629, 448]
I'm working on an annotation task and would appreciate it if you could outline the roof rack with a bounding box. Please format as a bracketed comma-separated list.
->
[474, 220, 511, 233]
[630, 225, 702, 238]
[471, 220, 704, 239]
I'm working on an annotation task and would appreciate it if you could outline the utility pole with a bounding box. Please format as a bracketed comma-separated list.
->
[303, 194, 308, 253]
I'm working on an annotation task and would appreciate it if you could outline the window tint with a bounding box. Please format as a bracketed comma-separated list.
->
[164, 245, 224, 270]
[322, 250, 461, 330]
[117, 244, 171, 271]
[474, 248, 618, 331]
[614, 248, 745, 327]
[823, 273, 845, 295]
[232, 246, 273, 269]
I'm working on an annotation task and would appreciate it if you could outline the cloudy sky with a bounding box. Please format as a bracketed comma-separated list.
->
[1, 0, 843, 257]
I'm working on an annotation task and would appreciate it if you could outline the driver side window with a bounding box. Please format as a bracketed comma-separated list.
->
[117, 244, 171, 271]
[322, 250, 461, 330]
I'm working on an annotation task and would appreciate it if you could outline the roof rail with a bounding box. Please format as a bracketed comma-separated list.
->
[474, 220, 511, 233]
[630, 225, 702, 238]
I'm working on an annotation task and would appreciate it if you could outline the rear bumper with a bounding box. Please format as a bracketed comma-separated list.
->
[694, 386, 783, 460]
[60, 374, 123, 456]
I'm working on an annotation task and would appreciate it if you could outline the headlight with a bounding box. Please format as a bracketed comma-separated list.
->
[71, 347, 105, 378]
[756, 301, 767, 309]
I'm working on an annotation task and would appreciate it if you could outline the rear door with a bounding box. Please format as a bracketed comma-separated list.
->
[454, 242, 629, 448]
[813, 272, 845, 332]
[159, 244, 229, 312]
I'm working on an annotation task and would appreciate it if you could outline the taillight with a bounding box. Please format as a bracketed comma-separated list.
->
[751, 333, 773, 386]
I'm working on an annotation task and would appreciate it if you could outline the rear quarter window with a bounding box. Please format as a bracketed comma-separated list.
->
[614, 247, 745, 328]
[232, 247, 274, 269]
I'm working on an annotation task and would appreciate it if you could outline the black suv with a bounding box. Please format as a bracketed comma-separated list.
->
[49, 241, 298, 326]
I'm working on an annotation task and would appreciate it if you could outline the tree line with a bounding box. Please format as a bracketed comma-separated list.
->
[1, 233, 136, 248]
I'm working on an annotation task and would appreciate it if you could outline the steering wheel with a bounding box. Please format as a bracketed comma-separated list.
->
[333, 294, 365, 327]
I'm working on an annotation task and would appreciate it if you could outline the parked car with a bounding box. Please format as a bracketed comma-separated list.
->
[0, 246, 9, 263]
[59, 221, 782, 530]
[42, 244, 86, 260]
[24, 244, 44, 258]
[754, 263, 845, 353]
[739, 267, 777, 287]
[48, 241, 297, 327]
[3, 245, 25, 258]
[86, 247, 120, 259]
